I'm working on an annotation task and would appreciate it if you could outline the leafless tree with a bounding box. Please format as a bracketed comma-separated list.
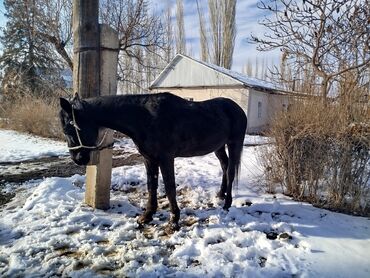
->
[100, 0, 167, 92]
[36, 0, 73, 70]
[175, 0, 186, 54]
[242, 58, 253, 77]
[250, 0, 370, 99]
[220, 0, 236, 69]
[196, 0, 209, 62]
[208, 0, 236, 69]
[208, 0, 222, 65]
[163, 1, 175, 63]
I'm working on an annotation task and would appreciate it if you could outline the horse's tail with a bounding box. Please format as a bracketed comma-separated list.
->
[233, 113, 247, 187]
[224, 98, 247, 187]
[233, 138, 244, 187]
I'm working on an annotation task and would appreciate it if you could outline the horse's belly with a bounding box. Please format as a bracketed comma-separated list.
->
[176, 148, 216, 157]
[168, 114, 230, 157]
[174, 135, 227, 157]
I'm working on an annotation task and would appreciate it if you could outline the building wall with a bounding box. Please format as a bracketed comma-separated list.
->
[247, 90, 269, 133]
[247, 90, 290, 134]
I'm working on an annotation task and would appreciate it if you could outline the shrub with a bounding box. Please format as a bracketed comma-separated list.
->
[0, 93, 64, 140]
[262, 99, 370, 216]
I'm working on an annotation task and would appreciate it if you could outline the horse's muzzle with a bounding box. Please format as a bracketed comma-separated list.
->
[72, 152, 91, 166]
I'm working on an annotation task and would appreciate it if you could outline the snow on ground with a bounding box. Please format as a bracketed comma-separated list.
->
[0, 130, 68, 162]
[0, 131, 370, 277]
[114, 135, 140, 154]
[244, 135, 272, 146]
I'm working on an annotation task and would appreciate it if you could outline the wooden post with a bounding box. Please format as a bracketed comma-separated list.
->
[73, 1, 119, 210]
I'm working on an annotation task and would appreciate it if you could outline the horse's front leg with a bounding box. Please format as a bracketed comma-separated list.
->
[138, 158, 159, 225]
[160, 157, 180, 233]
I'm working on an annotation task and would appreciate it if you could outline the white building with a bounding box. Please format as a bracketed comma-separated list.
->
[149, 54, 290, 134]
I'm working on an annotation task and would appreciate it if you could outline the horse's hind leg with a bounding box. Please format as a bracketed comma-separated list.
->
[159, 157, 180, 233]
[138, 158, 159, 225]
[215, 145, 228, 200]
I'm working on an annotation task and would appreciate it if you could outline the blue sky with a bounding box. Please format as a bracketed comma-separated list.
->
[0, 0, 279, 72]
[0, 1, 5, 28]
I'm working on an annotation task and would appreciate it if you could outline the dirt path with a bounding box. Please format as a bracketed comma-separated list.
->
[0, 150, 143, 184]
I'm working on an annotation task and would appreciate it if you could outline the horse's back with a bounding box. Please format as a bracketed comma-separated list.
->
[197, 97, 247, 138]
[149, 93, 247, 156]
[96, 93, 247, 139]
[155, 93, 247, 136]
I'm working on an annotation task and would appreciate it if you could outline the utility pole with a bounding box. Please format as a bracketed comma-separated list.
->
[73, 0, 119, 209]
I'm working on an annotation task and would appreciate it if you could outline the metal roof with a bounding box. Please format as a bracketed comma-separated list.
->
[150, 54, 284, 93]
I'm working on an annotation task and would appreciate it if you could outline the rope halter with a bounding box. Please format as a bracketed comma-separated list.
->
[68, 107, 114, 151]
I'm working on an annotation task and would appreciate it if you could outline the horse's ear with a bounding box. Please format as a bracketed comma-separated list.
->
[73, 93, 80, 102]
[72, 93, 83, 110]
[60, 97, 72, 113]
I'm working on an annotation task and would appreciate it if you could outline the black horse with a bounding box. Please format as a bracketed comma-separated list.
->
[59, 92, 247, 231]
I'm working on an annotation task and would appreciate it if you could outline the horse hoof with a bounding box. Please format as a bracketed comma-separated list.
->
[137, 213, 153, 225]
[164, 222, 180, 235]
[223, 197, 232, 210]
[223, 201, 231, 211]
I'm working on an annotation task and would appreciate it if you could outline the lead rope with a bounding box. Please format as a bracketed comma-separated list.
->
[68, 107, 112, 151]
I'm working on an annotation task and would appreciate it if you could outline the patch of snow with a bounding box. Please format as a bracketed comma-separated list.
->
[0, 129, 68, 162]
[244, 135, 272, 145]
[114, 137, 139, 154]
[0, 133, 369, 277]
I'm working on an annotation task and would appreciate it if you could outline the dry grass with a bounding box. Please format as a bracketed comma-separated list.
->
[262, 98, 370, 216]
[0, 93, 64, 140]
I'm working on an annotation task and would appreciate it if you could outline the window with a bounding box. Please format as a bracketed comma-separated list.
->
[257, 101, 262, 118]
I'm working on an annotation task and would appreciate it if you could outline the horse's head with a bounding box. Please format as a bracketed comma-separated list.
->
[59, 94, 100, 165]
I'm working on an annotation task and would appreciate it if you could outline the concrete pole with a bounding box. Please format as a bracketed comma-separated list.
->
[73, 0, 119, 210]
[85, 25, 119, 209]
